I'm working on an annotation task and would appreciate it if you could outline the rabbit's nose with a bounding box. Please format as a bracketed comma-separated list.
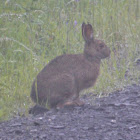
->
[106, 47, 111, 54]
[105, 48, 111, 58]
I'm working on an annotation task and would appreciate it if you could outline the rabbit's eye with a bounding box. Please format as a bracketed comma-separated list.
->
[99, 44, 104, 48]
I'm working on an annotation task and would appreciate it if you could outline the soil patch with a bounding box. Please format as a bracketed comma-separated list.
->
[0, 83, 140, 140]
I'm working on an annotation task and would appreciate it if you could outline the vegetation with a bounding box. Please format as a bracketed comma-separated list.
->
[0, 0, 139, 121]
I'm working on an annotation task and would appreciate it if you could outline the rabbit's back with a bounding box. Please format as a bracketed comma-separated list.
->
[38, 54, 100, 88]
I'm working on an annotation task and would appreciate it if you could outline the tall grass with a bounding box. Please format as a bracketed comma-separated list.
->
[0, 0, 139, 121]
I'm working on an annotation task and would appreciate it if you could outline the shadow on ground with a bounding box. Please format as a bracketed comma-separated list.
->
[0, 83, 140, 140]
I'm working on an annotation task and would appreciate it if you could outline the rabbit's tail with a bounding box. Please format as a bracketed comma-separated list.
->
[30, 80, 46, 106]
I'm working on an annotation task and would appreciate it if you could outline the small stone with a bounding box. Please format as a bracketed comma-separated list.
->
[40, 134, 47, 139]
[33, 121, 40, 126]
[58, 133, 65, 136]
[49, 125, 65, 129]
[111, 119, 116, 123]
[30, 129, 37, 133]
[15, 130, 23, 135]
[10, 123, 22, 127]
[68, 138, 74, 140]
[82, 127, 89, 130]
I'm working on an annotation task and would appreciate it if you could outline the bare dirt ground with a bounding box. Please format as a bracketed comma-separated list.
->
[0, 82, 140, 140]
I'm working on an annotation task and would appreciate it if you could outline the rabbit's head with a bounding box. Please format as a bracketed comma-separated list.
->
[82, 23, 110, 60]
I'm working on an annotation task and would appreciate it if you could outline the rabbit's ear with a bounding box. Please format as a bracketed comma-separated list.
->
[82, 23, 94, 43]
[82, 22, 86, 39]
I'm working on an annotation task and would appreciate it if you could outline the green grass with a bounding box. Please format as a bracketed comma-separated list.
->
[0, 0, 140, 121]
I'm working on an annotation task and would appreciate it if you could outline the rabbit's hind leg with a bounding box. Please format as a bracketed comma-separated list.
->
[49, 74, 77, 108]
[64, 99, 84, 107]
[56, 98, 84, 109]
[56, 100, 77, 109]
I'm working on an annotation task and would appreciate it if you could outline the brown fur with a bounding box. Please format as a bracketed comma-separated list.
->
[31, 23, 111, 109]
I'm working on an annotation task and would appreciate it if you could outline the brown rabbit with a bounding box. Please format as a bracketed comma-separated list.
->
[31, 22, 110, 109]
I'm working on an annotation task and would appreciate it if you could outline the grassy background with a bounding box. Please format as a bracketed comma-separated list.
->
[0, 0, 139, 121]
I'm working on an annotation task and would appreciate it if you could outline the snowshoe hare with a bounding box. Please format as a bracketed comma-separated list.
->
[31, 22, 110, 109]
